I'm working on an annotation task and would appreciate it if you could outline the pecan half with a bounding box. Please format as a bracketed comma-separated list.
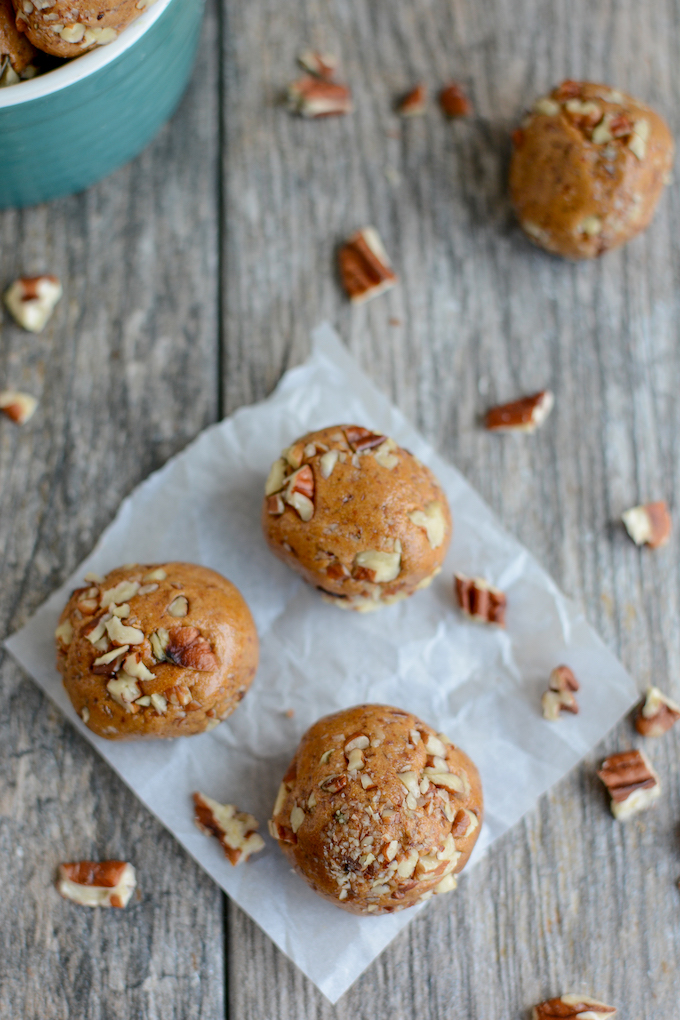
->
[542, 665, 580, 720]
[439, 82, 471, 117]
[56, 861, 136, 908]
[193, 792, 264, 866]
[485, 390, 554, 433]
[287, 76, 352, 117]
[397, 82, 427, 116]
[454, 573, 506, 626]
[4, 275, 62, 333]
[622, 501, 671, 548]
[165, 627, 218, 671]
[635, 686, 680, 737]
[532, 994, 616, 1019]
[597, 749, 661, 820]
[0, 390, 38, 425]
[338, 228, 397, 304]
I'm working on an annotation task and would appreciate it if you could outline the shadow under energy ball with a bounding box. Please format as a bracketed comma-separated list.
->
[510, 80, 674, 259]
[262, 425, 452, 612]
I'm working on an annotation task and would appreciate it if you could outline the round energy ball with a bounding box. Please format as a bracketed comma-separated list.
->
[55, 562, 259, 740]
[1, 0, 35, 75]
[12, 0, 151, 59]
[261, 425, 452, 611]
[510, 80, 674, 259]
[268, 704, 483, 914]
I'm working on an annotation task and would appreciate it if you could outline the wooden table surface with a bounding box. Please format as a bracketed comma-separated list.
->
[2, 0, 679, 1016]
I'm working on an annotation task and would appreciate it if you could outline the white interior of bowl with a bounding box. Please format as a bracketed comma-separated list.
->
[0, 0, 175, 109]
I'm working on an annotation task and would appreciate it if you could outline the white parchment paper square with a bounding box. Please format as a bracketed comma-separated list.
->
[6, 323, 637, 1002]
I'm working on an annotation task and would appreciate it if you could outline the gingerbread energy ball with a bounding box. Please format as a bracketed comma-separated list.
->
[12, 0, 154, 59]
[1, 0, 35, 77]
[269, 704, 483, 914]
[55, 562, 258, 740]
[510, 80, 674, 259]
[262, 425, 452, 611]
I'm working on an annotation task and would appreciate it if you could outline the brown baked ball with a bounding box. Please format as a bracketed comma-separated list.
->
[1, 0, 35, 73]
[55, 562, 259, 741]
[510, 80, 674, 259]
[12, 0, 152, 59]
[262, 425, 452, 611]
[269, 704, 482, 914]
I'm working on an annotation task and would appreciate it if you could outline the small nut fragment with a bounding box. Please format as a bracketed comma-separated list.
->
[167, 595, 189, 617]
[107, 674, 142, 710]
[150, 692, 167, 714]
[297, 50, 337, 80]
[397, 82, 427, 116]
[55, 619, 74, 646]
[319, 449, 339, 478]
[56, 861, 136, 909]
[287, 76, 352, 117]
[267, 493, 285, 515]
[541, 665, 580, 721]
[485, 390, 554, 433]
[597, 749, 661, 820]
[338, 228, 397, 304]
[193, 792, 264, 865]
[265, 458, 288, 496]
[0, 390, 38, 425]
[408, 500, 446, 549]
[622, 501, 671, 548]
[532, 994, 616, 1019]
[635, 686, 680, 737]
[354, 543, 402, 583]
[4, 275, 62, 332]
[143, 568, 167, 582]
[373, 438, 399, 469]
[439, 82, 471, 117]
[100, 579, 140, 608]
[165, 627, 218, 671]
[344, 426, 387, 452]
[454, 573, 506, 626]
[533, 96, 560, 116]
[149, 628, 170, 661]
[105, 616, 144, 646]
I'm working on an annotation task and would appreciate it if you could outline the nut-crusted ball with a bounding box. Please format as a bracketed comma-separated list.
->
[55, 562, 259, 741]
[510, 80, 674, 259]
[269, 704, 483, 914]
[262, 425, 452, 611]
[1, 0, 35, 73]
[12, 0, 154, 59]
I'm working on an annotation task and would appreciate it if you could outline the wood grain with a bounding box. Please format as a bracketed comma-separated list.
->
[0, 3, 223, 1018]
[222, 0, 680, 1017]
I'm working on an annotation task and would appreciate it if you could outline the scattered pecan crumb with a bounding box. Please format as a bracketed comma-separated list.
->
[4, 274, 62, 333]
[193, 792, 264, 865]
[56, 860, 136, 908]
[454, 573, 506, 626]
[485, 390, 554, 433]
[635, 686, 680, 737]
[532, 994, 616, 1019]
[397, 83, 427, 116]
[622, 501, 671, 548]
[0, 390, 38, 425]
[542, 665, 580, 720]
[439, 82, 471, 118]
[338, 228, 397, 303]
[597, 749, 661, 820]
[287, 76, 352, 117]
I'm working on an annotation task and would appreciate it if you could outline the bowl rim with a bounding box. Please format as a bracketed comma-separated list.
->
[0, 0, 176, 110]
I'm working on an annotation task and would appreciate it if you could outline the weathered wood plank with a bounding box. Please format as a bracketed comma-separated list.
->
[0, 4, 223, 1018]
[222, 0, 680, 1016]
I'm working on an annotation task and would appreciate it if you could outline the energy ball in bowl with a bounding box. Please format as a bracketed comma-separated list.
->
[12, 0, 153, 59]
[55, 562, 259, 740]
[1, 0, 36, 78]
[262, 425, 452, 611]
[510, 80, 674, 259]
[269, 704, 483, 914]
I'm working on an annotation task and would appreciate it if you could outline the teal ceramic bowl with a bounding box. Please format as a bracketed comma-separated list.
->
[0, 0, 204, 209]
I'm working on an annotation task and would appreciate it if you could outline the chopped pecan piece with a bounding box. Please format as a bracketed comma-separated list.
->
[622, 501, 671, 548]
[485, 390, 554, 433]
[297, 50, 337, 80]
[398, 82, 427, 116]
[267, 493, 285, 515]
[532, 994, 616, 1019]
[635, 686, 680, 737]
[597, 749, 661, 820]
[338, 228, 397, 304]
[0, 390, 38, 425]
[454, 573, 506, 626]
[56, 861, 136, 908]
[439, 82, 471, 117]
[542, 665, 580, 720]
[165, 627, 218, 671]
[4, 275, 62, 332]
[287, 76, 352, 117]
[344, 425, 387, 451]
[353, 543, 402, 583]
[283, 465, 315, 521]
[193, 792, 264, 865]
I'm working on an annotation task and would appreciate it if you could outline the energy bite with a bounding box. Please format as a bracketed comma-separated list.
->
[510, 80, 674, 259]
[1, 0, 35, 78]
[268, 704, 483, 914]
[262, 425, 452, 612]
[55, 562, 258, 740]
[12, 0, 156, 59]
